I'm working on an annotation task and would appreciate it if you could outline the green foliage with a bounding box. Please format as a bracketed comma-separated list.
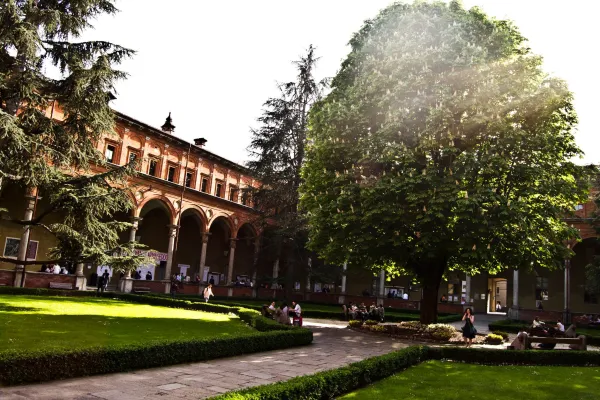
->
[339, 360, 600, 399]
[0, 329, 312, 386]
[0, 294, 254, 352]
[348, 320, 364, 327]
[491, 331, 510, 341]
[212, 346, 600, 400]
[425, 323, 456, 340]
[364, 319, 379, 326]
[0, 0, 148, 272]
[0, 290, 313, 385]
[399, 321, 425, 331]
[301, 0, 590, 323]
[484, 333, 505, 344]
[584, 255, 600, 296]
[212, 346, 429, 400]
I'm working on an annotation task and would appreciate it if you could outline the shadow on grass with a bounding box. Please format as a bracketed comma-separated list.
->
[0, 302, 42, 312]
[0, 313, 254, 353]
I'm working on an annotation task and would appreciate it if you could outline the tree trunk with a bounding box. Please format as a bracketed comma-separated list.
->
[419, 262, 446, 324]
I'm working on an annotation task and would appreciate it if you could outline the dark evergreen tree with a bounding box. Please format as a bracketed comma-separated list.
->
[247, 45, 329, 295]
[0, 0, 148, 273]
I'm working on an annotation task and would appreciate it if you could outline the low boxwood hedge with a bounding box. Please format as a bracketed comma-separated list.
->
[212, 346, 429, 400]
[0, 329, 313, 386]
[0, 287, 313, 386]
[212, 346, 600, 400]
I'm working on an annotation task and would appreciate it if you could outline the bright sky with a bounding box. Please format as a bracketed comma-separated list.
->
[81, 1, 599, 166]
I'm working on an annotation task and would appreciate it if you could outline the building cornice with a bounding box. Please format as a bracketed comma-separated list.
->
[114, 111, 252, 177]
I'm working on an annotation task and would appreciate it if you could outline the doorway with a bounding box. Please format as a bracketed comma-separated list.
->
[487, 278, 507, 314]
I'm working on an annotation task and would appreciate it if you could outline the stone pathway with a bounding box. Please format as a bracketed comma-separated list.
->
[0, 321, 413, 400]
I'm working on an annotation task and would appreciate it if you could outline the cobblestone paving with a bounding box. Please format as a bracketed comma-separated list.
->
[0, 323, 413, 400]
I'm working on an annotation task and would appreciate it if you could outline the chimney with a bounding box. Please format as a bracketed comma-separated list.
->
[161, 112, 175, 134]
[194, 138, 207, 148]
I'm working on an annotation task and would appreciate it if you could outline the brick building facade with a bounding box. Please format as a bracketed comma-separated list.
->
[0, 105, 598, 318]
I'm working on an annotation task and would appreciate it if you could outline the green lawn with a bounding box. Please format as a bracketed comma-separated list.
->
[0, 295, 254, 353]
[340, 360, 600, 399]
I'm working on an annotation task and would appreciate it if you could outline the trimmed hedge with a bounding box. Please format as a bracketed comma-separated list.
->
[0, 288, 313, 386]
[212, 346, 429, 400]
[427, 346, 600, 366]
[212, 346, 600, 400]
[0, 329, 313, 386]
[488, 319, 600, 347]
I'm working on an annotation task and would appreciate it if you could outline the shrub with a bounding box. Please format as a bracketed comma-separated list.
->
[212, 346, 429, 400]
[484, 334, 504, 345]
[426, 323, 456, 341]
[370, 325, 387, 333]
[491, 331, 510, 341]
[364, 320, 379, 326]
[0, 289, 313, 386]
[427, 347, 600, 367]
[0, 329, 313, 386]
[348, 320, 364, 328]
[399, 321, 424, 331]
[213, 346, 600, 400]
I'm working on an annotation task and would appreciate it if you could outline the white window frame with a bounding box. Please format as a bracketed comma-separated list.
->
[3, 237, 39, 261]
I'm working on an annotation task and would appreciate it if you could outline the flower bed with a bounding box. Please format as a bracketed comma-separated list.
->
[350, 321, 488, 344]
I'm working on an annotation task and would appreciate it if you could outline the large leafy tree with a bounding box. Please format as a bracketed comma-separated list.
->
[301, 1, 589, 323]
[0, 0, 147, 274]
[247, 45, 328, 295]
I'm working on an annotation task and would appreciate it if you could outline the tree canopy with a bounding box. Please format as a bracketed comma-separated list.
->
[300, 0, 589, 322]
[0, 0, 147, 272]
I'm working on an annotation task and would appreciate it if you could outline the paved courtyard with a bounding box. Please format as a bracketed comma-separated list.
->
[0, 321, 413, 400]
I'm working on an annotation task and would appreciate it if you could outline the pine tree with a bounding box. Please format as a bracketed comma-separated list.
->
[0, 1, 147, 274]
[247, 45, 329, 294]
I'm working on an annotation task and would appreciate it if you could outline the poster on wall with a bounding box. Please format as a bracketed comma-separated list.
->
[96, 266, 113, 277]
[202, 267, 210, 282]
[135, 264, 155, 280]
[314, 283, 322, 293]
[480, 294, 486, 300]
[178, 264, 190, 277]
[447, 284, 455, 295]
[461, 281, 467, 293]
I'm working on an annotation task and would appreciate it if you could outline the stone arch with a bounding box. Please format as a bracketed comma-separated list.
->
[233, 223, 260, 279]
[207, 212, 234, 235]
[137, 195, 176, 224]
[205, 215, 234, 280]
[180, 205, 208, 232]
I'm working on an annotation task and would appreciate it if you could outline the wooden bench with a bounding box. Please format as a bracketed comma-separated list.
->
[49, 282, 74, 290]
[132, 287, 151, 294]
[524, 335, 587, 351]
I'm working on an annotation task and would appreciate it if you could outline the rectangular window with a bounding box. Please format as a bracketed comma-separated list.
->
[201, 177, 209, 193]
[128, 150, 140, 169]
[215, 182, 223, 198]
[3, 237, 39, 260]
[535, 277, 549, 301]
[185, 171, 193, 188]
[167, 166, 176, 182]
[105, 144, 116, 163]
[229, 186, 238, 202]
[148, 159, 158, 176]
[241, 189, 250, 206]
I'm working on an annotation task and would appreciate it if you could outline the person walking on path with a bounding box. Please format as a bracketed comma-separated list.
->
[203, 284, 214, 302]
[101, 269, 110, 292]
[462, 307, 476, 347]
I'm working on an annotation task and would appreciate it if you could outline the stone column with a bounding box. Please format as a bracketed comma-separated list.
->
[163, 224, 178, 293]
[119, 217, 141, 293]
[465, 274, 472, 311]
[272, 258, 279, 280]
[378, 270, 386, 300]
[564, 258, 571, 324]
[509, 269, 520, 320]
[75, 263, 87, 291]
[251, 237, 260, 298]
[199, 233, 210, 282]
[13, 188, 38, 287]
[226, 238, 237, 285]
[339, 262, 348, 304]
